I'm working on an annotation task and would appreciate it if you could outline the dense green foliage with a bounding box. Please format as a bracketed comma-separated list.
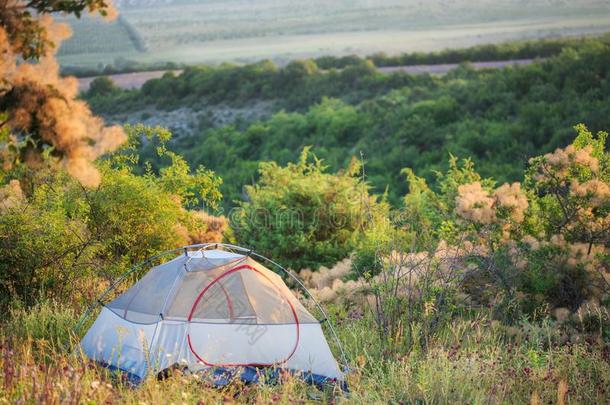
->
[83, 38, 610, 207]
[85, 35, 610, 111]
[151, 41, 608, 206]
[85, 58, 418, 113]
[233, 148, 385, 270]
[0, 125, 222, 307]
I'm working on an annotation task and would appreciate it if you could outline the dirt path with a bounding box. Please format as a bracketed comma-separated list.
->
[77, 59, 537, 92]
[377, 58, 536, 74]
[77, 70, 183, 92]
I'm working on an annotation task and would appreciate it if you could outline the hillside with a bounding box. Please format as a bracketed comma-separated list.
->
[2, 3, 610, 403]
[85, 37, 610, 206]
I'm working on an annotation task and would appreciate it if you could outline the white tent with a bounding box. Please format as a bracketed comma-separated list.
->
[80, 246, 345, 385]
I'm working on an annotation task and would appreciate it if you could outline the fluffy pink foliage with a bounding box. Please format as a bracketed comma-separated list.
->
[493, 182, 529, 222]
[1, 15, 125, 187]
[455, 182, 496, 224]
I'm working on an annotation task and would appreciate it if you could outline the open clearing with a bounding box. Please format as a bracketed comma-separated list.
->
[77, 70, 183, 92]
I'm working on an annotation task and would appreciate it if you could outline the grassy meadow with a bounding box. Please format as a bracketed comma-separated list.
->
[2, 300, 609, 403]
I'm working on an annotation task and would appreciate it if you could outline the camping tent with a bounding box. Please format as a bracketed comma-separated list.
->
[80, 245, 346, 385]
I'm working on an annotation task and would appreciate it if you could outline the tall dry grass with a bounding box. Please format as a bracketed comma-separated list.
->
[1, 301, 609, 404]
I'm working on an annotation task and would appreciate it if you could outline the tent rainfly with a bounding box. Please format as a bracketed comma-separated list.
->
[79, 244, 346, 387]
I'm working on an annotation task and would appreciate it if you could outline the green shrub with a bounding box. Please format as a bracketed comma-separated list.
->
[350, 213, 396, 279]
[88, 166, 188, 270]
[0, 125, 223, 307]
[87, 76, 119, 97]
[233, 148, 381, 270]
[0, 172, 96, 307]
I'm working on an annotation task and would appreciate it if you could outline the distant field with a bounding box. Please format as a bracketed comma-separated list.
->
[57, 0, 610, 68]
[57, 15, 144, 59]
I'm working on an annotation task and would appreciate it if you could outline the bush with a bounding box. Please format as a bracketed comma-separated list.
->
[0, 125, 223, 307]
[343, 124, 608, 352]
[86, 76, 119, 97]
[0, 172, 96, 307]
[390, 124, 610, 319]
[233, 148, 382, 270]
[88, 165, 189, 270]
[350, 212, 395, 278]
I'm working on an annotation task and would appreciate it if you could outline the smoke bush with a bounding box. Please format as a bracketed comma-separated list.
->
[350, 124, 609, 338]
[0, 2, 124, 187]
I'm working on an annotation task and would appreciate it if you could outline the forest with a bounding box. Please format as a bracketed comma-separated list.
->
[86, 36, 610, 206]
[1, 1, 609, 404]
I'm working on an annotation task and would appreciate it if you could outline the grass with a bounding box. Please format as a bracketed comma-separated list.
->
[57, 16, 143, 57]
[1, 301, 609, 404]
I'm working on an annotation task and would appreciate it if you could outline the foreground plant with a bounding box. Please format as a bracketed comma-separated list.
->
[314, 125, 610, 353]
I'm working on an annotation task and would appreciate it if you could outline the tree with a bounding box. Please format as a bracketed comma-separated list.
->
[0, 0, 123, 188]
[0, 0, 116, 61]
[0, 124, 225, 306]
[87, 76, 118, 97]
